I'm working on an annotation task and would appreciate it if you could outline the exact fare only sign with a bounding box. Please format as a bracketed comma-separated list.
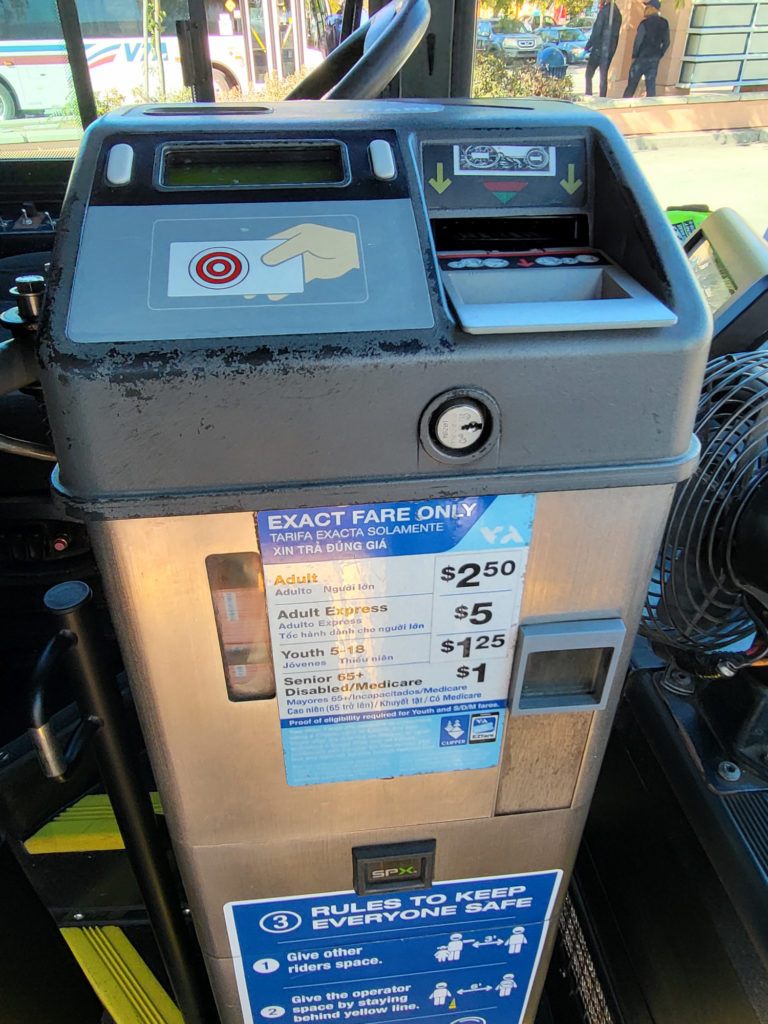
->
[256, 495, 536, 785]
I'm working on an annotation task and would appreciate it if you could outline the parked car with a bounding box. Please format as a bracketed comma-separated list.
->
[487, 18, 542, 62]
[535, 26, 589, 64]
[476, 19, 495, 50]
[566, 15, 596, 30]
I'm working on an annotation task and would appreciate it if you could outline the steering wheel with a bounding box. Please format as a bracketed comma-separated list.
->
[286, 0, 431, 101]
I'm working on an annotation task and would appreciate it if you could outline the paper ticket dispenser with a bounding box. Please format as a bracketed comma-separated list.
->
[40, 101, 710, 1024]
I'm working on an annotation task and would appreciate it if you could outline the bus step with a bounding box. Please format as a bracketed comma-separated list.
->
[24, 793, 163, 853]
[61, 925, 181, 1024]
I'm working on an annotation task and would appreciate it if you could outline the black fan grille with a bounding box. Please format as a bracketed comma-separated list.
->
[641, 352, 768, 654]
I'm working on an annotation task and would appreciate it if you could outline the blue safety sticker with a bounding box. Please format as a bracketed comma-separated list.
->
[225, 871, 562, 1024]
[256, 495, 535, 786]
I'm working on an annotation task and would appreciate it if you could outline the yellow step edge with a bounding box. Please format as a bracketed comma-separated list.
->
[62, 925, 182, 1024]
[25, 792, 164, 854]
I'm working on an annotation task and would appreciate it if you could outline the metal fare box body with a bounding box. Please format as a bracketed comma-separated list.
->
[39, 100, 711, 1024]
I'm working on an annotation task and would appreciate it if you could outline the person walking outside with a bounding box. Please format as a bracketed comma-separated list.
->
[623, 0, 670, 98]
[584, 0, 622, 97]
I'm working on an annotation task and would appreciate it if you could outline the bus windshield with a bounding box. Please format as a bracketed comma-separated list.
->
[0, 0, 333, 128]
[0, 1, 766, 248]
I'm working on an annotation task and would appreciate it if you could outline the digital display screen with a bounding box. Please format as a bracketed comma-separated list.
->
[688, 237, 737, 315]
[162, 144, 346, 188]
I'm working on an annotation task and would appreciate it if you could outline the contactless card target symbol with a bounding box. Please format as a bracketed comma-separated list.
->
[189, 247, 249, 288]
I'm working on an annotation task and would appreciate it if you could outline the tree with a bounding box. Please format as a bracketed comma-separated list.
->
[140, 0, 167, 101]
[487, 0, 596, 22]
[490, 1, 521, 17]
[472, 51, 573, 99]
[561, 0, 593, 18]
[148, 0, 167, 99]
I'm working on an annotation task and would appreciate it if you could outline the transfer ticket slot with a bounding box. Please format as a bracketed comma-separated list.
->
[256, 495, 535, 786]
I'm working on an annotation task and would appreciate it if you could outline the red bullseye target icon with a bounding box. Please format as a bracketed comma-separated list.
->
[189, 247, 249, 289]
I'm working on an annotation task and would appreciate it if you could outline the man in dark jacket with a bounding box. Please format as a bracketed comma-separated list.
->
[584, 0, 622, 97]
[623, 0, 670, 97]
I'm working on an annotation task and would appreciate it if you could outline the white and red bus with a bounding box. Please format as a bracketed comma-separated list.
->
[0, 0, 331, 119]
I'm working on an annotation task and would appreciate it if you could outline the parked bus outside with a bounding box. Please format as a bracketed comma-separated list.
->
[0, 0, 332, 119]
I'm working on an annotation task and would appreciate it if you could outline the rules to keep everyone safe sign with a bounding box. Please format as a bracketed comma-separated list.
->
[225, 872, 562, 1024]
[255, 495, 536, 786]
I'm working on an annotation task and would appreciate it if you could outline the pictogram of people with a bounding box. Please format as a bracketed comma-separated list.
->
[446, 932, 465, 961]
[505, 927, 528, 954]
[430, 982, 452, 1007]
[434, 945, 450, 963]
[496, 974, 517, 997]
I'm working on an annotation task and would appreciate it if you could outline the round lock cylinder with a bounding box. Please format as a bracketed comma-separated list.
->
[420, 388, 500, 463]
[433, 400, 487, 451]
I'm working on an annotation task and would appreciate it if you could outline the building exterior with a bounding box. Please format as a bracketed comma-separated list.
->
[611, 0, 768, 95]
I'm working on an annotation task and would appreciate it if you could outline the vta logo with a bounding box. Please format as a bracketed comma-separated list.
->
[480, 525, 525, 545]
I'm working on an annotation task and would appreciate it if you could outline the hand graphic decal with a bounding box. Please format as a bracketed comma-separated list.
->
[262, 223, 360, 301]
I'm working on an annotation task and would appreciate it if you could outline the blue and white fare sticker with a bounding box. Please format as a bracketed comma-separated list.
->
[225, 871, 561, 1024]
[255, 495, 535, 786]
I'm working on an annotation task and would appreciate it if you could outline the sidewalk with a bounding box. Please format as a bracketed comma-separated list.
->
[0, 116, 81, 159]
[566, 64, 768, 136]
[558, 66, 768, 235]
[625, 128, 768, 238]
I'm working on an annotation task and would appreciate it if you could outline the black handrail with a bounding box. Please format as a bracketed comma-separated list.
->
[55, 0, 98, 127]
[38, 581, 218, 1024]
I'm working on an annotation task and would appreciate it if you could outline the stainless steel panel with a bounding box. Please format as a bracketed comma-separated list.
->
[520, 486, 673, 621]
[89, 484, 672, 841]
[90, 512, 498, 848]
[89, 483, 675, 1024]
[176, 808, 578, 958]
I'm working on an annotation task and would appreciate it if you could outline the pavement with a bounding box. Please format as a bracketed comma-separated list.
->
[0, 115, 80, 159]
[626, 130, 768, 240]
[563, 63, 768, 240]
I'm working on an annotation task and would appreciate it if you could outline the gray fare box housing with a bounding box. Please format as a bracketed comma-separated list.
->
[38, 100, 710, 517]
[36, 100, 714, 1024]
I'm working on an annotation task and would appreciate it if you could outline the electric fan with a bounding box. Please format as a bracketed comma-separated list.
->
[641, 351, 768, 678]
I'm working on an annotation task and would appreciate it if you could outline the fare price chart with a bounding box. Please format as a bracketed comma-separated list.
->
[256, 495, 536, 786]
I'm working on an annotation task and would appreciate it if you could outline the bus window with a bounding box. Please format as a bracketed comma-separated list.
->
[1, 0, 63, 39]
[76, 0, 143, 35]
[0, 0, 77, 125]
[0, 0, 332, 125]
[306, 0, 330, 52]
[246, 0, 330, 85]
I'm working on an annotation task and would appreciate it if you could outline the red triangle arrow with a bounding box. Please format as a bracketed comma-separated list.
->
[482, 181, 527, 193]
